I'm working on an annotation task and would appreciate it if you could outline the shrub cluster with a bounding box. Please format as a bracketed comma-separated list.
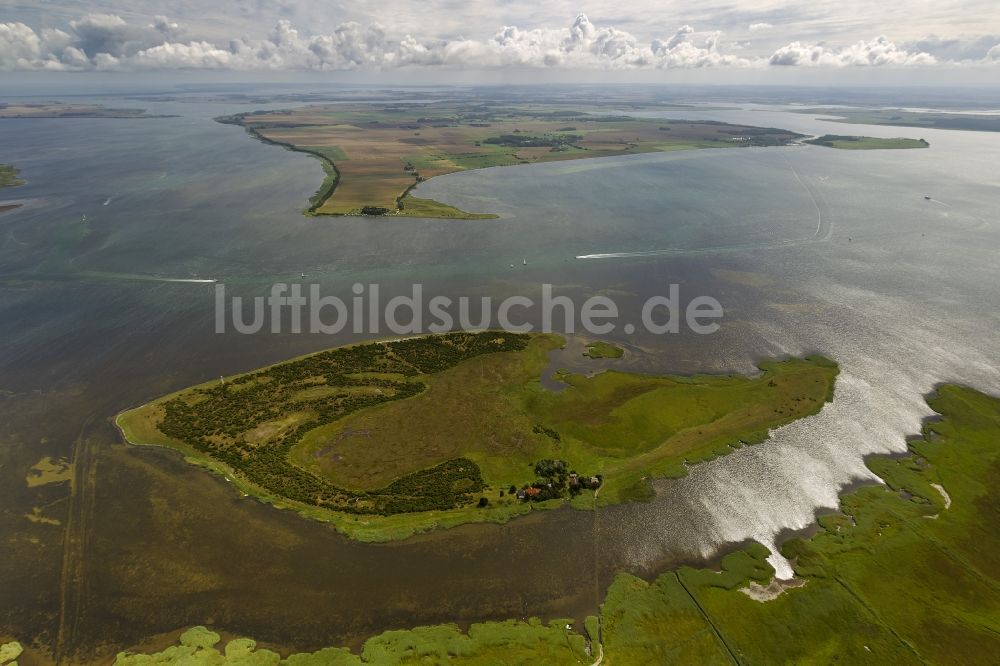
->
[158, 332, 528, 514]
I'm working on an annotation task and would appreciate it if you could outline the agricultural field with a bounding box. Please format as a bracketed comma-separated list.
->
[109, 384, 1000, 664]
[217, 104, 803, 217]
[805, 135, 930, 149]
[117, 331, 837, 541]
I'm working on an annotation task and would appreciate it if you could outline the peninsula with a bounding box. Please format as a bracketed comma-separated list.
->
[216, 103, 804, 218]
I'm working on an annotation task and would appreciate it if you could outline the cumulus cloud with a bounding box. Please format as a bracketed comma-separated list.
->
[0, 13, 754, 71]
[769, 36, 936, 66]
[749, 22, 774, 32]
[0, 12, 986, 72]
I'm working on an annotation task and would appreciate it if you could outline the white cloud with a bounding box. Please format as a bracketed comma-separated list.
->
[0, 12, 989, 72]
[769, 36, 936, 66]
[906, 34, 1000, 62]
[749, 22, 774, 32]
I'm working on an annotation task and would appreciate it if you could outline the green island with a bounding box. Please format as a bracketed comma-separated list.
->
[0, 164, 24, 188]
[216, 104, 803, 218]
[805, 135, 929, 150]
[0, 164, 24, 215]
[107, 384, 1000, 664]
[0, 102, 172, 119]
[795, 107, 1000, 132]
[582, 340, 625, 359]
[117, 331, 837, 542]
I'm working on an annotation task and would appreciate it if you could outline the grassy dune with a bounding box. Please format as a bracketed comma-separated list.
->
[113, 384, 1000, 664]
[118, 332, 837, 541]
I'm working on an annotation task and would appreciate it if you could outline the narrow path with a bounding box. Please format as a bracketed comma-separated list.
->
[589, 642, 604, 666]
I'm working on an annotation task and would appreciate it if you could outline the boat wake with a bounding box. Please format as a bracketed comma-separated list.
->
[78, 271, 217, 284]
[577, 156, 832, 260]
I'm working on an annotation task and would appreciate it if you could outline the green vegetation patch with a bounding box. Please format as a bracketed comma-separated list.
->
[483, 133, 582, 148]
[0, 164, 24, 188]
[115, 619, 590, 665]
[600, 383, 1000, 664]
[0, 641, 23, 665]
[582, 340, 625, 359]
[119, 332, 529, 521]
[805, 135, 929, 150]
[25, 456, 72, 487]
[396, 195, 497, 220]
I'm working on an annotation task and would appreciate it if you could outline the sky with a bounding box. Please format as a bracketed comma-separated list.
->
[1, 0, 999, 84]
